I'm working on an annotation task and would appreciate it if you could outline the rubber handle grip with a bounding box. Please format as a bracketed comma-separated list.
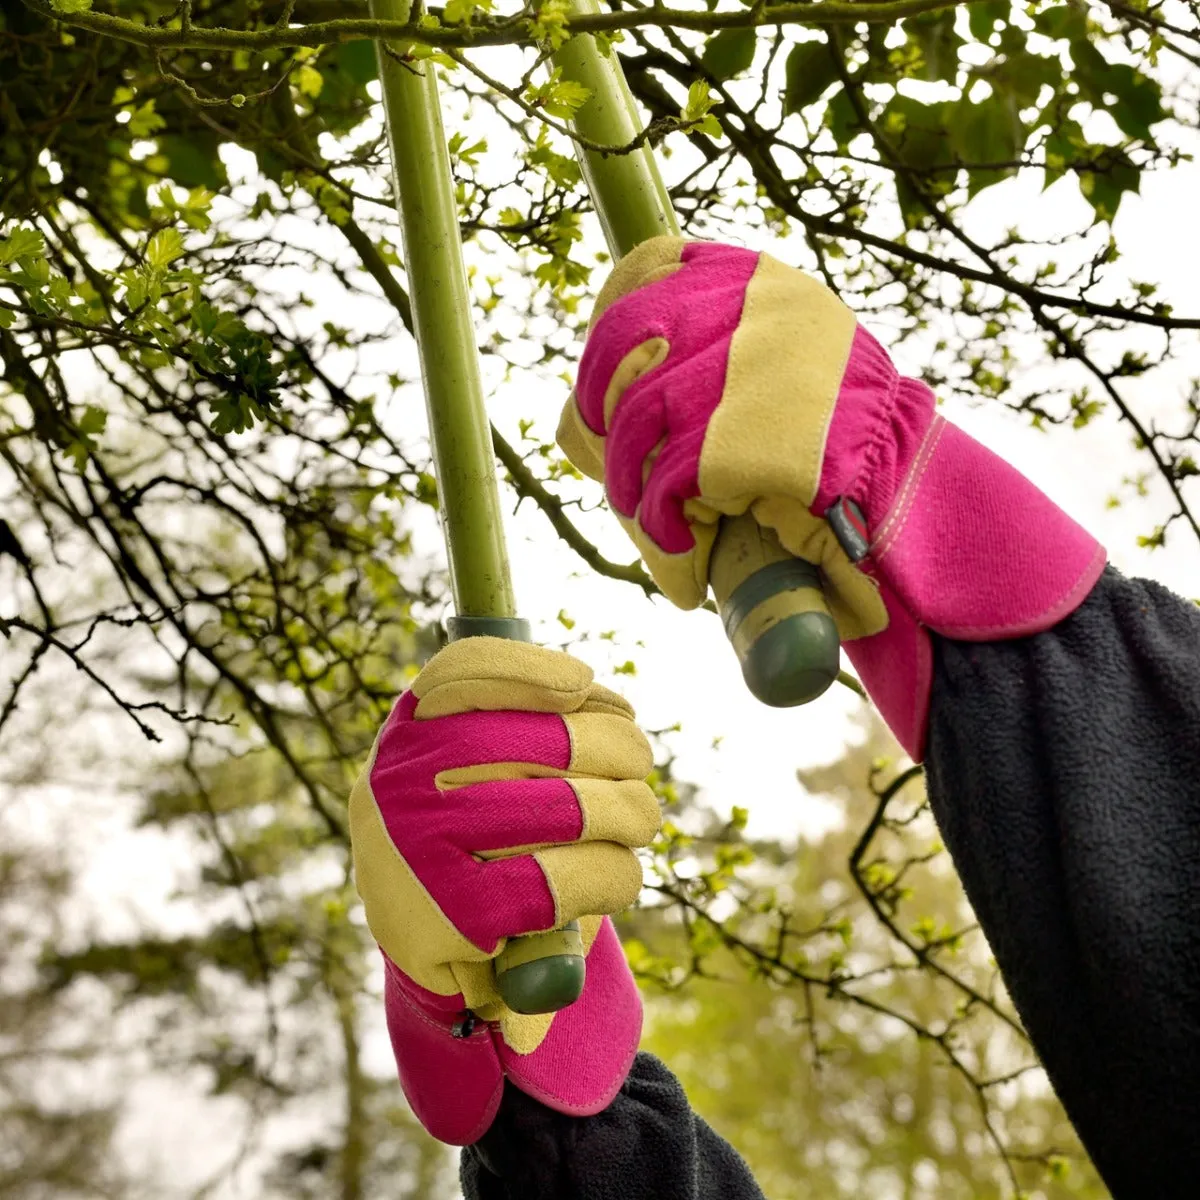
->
[708, 513, 841, 706]
[446, 615, 588, 1015]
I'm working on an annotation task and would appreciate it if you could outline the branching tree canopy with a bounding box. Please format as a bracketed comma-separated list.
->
[2, 0, 1198, 1196]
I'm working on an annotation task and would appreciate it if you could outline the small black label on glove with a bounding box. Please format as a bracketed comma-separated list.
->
[826, 497, 871, 563]
[451, 1012, 478, 1039]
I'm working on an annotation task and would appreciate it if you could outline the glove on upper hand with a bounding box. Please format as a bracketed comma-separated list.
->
[557, 237, 1106, 760]
[350, 638, 660, 1145]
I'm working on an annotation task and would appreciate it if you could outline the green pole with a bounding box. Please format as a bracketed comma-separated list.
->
[556, 8, 843, 708]
[371, 1, 512, 618]
[552, 0, 680, 254]
[370, 0, 585, 1015]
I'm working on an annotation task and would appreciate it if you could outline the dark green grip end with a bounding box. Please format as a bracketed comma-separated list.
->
[735, 599, 841, 707]
[709, 515, 841, 708]
[496, 921, 586, 1014]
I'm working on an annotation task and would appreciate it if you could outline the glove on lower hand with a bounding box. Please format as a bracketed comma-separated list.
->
[558, 237, 1106, 760]
[349, 638, 660, 1145]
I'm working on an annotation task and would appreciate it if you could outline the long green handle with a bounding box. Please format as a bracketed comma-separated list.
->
[556, 5, 841, 706]
[371, 0, 584, 1015]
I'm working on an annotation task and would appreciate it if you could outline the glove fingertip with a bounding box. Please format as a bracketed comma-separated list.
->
[556, 396, 606, 482]
[590, 235, 689, 330]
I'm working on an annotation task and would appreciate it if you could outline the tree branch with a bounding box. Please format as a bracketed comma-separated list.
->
[24, 0, 999, 53]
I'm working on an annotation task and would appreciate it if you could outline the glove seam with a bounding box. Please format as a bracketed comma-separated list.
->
[869, 414, 945, 557]
[846, 355, 906, 530]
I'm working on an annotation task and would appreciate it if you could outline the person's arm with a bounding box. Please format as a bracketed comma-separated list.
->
[461, 1052, 766, 1200]
[926, 566, 1200, 1199]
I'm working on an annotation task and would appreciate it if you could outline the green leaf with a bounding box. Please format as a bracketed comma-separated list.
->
[49, 0, 92, 12]
[77, 406, 107, 436]
[295, 64, 324, 99]
[415, 473, 439, 506]
[885, 97, 956, 173]
[784, 40, 839, 115]
[983, 50, 1059, 112]
[0, 307, 13, 328]
[1046, 1155, 1070, 1181]
[526, 128, 581, 189]
[949, 93, 1025, 195]
[146, 229, 186, 270]
[878, 97, 959, 226]
[160, 135, 229, 191]
[1137, 525, 1166, 550]
[127, 99, 165, 139]
[701, 28, 757, 81]
[1093, 62, 1166, 141]
[449, 133, 488, 168]
[967, 0, 1008, 42]
[530, 0, 572, 51]
[208, 394, 264, 436]
[0, 227, 45, 266]
[542, 78, 591, 119]
[445, 0, 494, 23]
[824, 87, 863, 148]
[139, 348, 173, 370]
[902, 12, 962, 83]
[334, 39, 378, 85]
[1042, 117, 1086, 189]
[1032, 4, 1087, 40]
[1079, 148, 1140, 223]
[683, 80, 716, 123]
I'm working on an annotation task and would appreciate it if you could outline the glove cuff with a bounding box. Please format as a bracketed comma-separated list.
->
[379, 917, 644, 1144]
[842, 415, 1106, 761]
[382, 953, 505, 1146]
[870, 414, 1106, 642]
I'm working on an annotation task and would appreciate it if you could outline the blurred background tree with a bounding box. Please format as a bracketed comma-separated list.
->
[633, 716, 1107, 1199]
[3, 0, 1198, 1195]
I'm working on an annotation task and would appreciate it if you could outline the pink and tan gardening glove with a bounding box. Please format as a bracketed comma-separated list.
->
[349, 638, 659, 1145]
[558, 237, 1106, 761]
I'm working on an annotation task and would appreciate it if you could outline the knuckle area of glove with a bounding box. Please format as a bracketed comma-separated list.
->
[350, 784, 490, 993]
[538, 843, 643, 921]
[574, 778, 661, 846]
[413, 676, 589, 720]
[564, 712, 653, 779]
[579, 682, 635, 719]
[589, 238, 686, 328]
[410, 639, 593, 719]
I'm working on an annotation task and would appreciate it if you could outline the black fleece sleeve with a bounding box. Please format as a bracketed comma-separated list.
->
[926, 566, 1200, 1200]
[460, 1052, 766, 1200]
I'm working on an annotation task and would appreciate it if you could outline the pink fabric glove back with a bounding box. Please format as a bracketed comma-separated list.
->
[558, 238, 1106, 759]
[350, 639, 660, 1144]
